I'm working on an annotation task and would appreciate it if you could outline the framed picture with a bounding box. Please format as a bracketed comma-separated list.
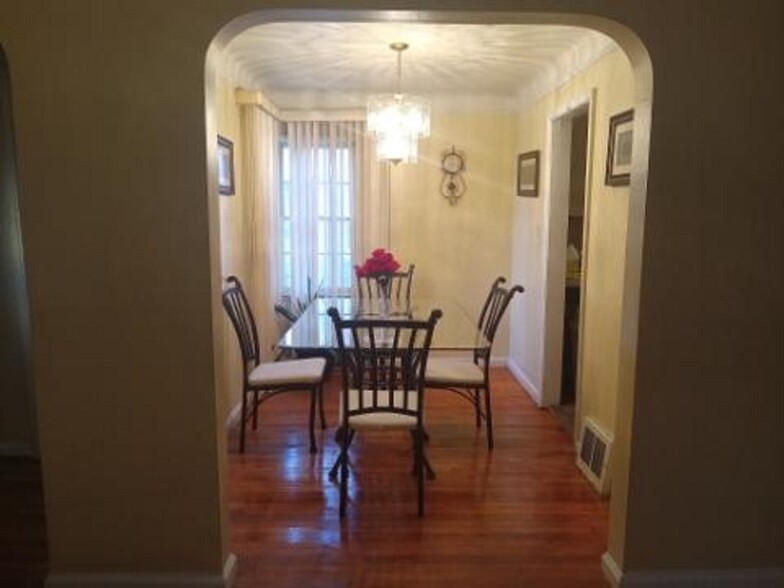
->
[605, 109, 634, 186]
[217, 135, 235, 195]
[517, 150, 540, 197]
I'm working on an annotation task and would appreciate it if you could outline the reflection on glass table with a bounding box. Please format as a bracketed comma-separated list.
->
[277, 297, 489, 352]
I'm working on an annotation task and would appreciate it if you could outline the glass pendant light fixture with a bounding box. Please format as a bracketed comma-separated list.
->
[367, 42, 430, 164]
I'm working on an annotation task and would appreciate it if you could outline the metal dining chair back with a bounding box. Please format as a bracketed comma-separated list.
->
[327, 305, 442, 517]
[355, 263, 415, 301]
[424, 276, 524, 450]
[222, 276, 327, 454]
[475, 277, 525, 363]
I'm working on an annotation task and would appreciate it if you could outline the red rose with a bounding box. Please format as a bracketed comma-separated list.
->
[357, 249, 401, 277]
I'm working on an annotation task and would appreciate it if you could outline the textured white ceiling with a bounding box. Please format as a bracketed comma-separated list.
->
[223, 23, 615, 110]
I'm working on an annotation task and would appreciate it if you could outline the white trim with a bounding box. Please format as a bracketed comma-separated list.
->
[0, 442, 37, 458]
[539, 113, 568, 407]
[506, 357, 541, 405]
[47, 554, 237, 588]
[602, 552, 623, 588]
[225, 399, 242, 428]
[539, 90, 594, 408]
[223, 554, 237, 588]
[602, 553, 784, 588]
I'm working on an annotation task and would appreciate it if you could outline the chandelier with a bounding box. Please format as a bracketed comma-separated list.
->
[367, 42, 430, 164]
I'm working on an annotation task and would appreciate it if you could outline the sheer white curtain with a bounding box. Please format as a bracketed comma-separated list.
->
[239, 104, 280, 360]
[285, 120, 389, 299]
[354, 124, 391, 265]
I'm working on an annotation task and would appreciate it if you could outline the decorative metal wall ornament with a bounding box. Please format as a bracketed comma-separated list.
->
[440, 146, 466, 205]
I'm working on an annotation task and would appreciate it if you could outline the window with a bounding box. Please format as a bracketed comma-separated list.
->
[279, 132, 355, 297]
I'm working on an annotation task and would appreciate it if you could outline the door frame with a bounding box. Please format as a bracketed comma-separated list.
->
[540, 90, 595, 438]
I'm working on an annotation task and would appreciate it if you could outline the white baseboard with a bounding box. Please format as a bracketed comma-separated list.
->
[225, 400, 242, 428]
[223, 554, 236, 588]
[602, 552, 784, 587]
[0, 442, 37, 458]
[602, 552, 623, 587]
[505, 357, 541, 405]
[47, 553, 237, 588]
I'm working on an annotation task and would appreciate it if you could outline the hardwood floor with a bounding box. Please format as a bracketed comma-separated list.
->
[0, 369, 606, 587]
[229, 368, 609, 587]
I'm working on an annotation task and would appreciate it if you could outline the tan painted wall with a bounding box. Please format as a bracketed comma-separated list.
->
[0, 0, 781, 581]
[391, 110, 515, 356]
[215, 76, 245, 424]
[510, 49, 634, 437]
[0, 3, 230, 574]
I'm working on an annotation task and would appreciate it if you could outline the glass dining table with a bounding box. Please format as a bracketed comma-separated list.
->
[277, 296, 489, 354]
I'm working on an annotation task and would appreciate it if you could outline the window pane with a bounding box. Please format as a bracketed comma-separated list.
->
[341, 221, 351, 254]
[281, 253, 292, 289]
[317, 219, 328, 254]
[281, 183, 290, 217]
[279, 138, 354, 297]
[342, 185, 350, 218]
[317, 254, 327, 286]
[317, 183, 327, 216]
[281, 145, 290, 181]
[339, 148, 349, 178]
[281, 219, 291, 254]
[341, 254, 352, 287]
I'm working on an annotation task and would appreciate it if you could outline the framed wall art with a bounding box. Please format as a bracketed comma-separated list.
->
[217, 135, 235, 195]
[517, 150, 540, 197]
[605, 109, 634, 186]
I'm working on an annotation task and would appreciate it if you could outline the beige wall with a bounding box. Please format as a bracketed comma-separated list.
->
[0, 0, 781, 583]
[215, 76, 245, 423]
[0, 3, 229, 575]
[391, 110, 515, 356]
[510, 48, 634, 439]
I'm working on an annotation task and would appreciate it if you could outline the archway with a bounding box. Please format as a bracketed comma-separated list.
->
[206, 10, 653, 582]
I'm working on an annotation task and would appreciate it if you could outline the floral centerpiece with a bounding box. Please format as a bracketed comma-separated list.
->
[355, 248, 401, 279]
[355, 248, 401, 309]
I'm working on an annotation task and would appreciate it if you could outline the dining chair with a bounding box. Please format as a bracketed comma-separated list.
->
[424, 276, 524, 450]
[327, 305, 442, 518]
[356, 263, 415, 301]
[222, 276, 327, 454]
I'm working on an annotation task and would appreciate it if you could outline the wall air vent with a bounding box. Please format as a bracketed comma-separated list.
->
[576, 417, 612, 495]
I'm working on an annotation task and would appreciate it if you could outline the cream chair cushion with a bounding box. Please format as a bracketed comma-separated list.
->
[425, 357, 484, 385]
[249, 357, 325, 386]
[342, 388, 419, 429]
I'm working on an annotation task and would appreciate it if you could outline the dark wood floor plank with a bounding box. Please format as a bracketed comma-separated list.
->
[229, 368, 609, 588]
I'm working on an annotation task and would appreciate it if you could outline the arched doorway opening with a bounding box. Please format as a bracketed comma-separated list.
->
[205, 10, 652, 584]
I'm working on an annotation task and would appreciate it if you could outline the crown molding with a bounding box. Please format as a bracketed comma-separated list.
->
[516, 30, 616, 108]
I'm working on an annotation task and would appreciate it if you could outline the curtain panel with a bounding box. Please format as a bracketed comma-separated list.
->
[285, 120, 390, 299]
[238, 104, 281, 361]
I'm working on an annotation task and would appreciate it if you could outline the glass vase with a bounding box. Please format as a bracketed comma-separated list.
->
[376, 274, 392, 317]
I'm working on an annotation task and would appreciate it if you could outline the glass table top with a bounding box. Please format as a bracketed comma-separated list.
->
[277, 297, 489, 351]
